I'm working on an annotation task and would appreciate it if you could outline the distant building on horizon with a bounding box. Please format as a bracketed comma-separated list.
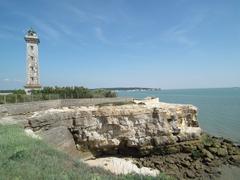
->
[24, 28, 41, 94]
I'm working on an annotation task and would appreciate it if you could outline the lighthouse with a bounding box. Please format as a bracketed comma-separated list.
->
[24, 28, 41, 94]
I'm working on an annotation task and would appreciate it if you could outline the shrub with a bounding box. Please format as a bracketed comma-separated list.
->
[32, 86, 117, 99]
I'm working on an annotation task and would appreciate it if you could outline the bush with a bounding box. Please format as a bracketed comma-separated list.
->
[13, 89, 26, 95]
[92, 89, 117, 98]
[0, 95, 5, 104]
[32, 86, 117, 99]
[0, 87, 117, 104]
[6, 94, 17, 103]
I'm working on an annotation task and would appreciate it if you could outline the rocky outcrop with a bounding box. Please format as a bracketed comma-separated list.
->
[26, 99, 201, 156]
[2, 97, 240, 179]
[134, 134, 240, 179]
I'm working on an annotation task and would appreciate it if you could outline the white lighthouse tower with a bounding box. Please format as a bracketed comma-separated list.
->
[24, 28, 41, 94]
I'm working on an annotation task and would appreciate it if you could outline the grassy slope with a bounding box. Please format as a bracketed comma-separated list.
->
[0, 125, 172, 180]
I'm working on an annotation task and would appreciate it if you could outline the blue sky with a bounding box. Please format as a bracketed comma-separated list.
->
[0, 0, 240, 89]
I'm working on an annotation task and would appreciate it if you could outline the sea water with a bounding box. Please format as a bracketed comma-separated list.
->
[118, 88, 240, 143]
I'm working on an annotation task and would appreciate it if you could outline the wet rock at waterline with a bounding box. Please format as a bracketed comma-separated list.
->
[134, 134, 240, 179]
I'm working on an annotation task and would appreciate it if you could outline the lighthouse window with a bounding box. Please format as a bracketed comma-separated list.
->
[30, 46, 34, 50]
[31, 56, 34, 60]
[31, 77, 34, 81]
[30, 66, 34, 71]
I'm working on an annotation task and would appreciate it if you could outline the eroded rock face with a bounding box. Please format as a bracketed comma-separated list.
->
[27, 101, 202, 156]
[5, 98, 240, 179]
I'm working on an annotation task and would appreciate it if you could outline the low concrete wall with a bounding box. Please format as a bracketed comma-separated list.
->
[0, 100, 62, 117]
[0, 97, 133, 117]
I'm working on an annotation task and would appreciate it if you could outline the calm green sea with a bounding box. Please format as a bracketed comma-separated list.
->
[118, 88, 240, 143]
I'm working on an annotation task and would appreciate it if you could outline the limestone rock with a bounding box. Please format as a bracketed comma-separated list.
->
[185, 169, 195, 178]
[27, 100, 202, 156]
[202, 149, 214, 160]
[85, 157, 160, 176]
[37, 126, 81, 158]
[216, 148, 228, 157]
[230, 155, 240, 164]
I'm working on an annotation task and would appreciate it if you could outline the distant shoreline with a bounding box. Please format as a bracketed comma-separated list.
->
[1, 87, 239, 93]
[95, 87, 161, 91]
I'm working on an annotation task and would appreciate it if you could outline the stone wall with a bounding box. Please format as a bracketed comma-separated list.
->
[0, 97, 133, 117]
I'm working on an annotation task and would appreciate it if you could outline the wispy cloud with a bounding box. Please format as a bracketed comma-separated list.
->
[67, 5, 88, 23]
[94, 27, 112, 45]
[29, 17, 61, 39]
[67, 4, 111, 24]
[10, 11, 62, 40]
[3, 78, 9, 82]
[1, 78, 24, 83]
[9, 10, 88, 47]
[163, 26, 196, 47]
[94, 26, 149, 48]
[0, 25, 20, 40]
[53, 22, 72, 36]
[161, 13, 207, 47]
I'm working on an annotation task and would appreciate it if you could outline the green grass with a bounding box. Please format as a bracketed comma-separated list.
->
[0, 125, 172, 180]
